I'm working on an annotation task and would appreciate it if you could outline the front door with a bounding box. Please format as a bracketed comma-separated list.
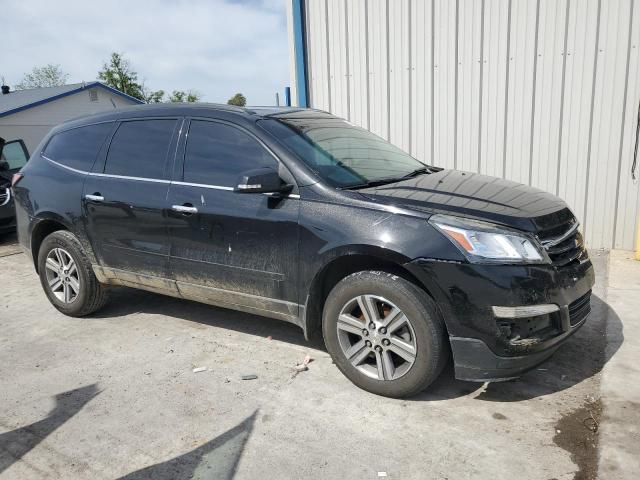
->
[83, 118, 180, 284]
[166, 119, 300, 321]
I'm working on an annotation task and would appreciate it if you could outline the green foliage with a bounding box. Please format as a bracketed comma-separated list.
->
[98, 53, 145, 101]
[15, 64, 69, 89]
[169, 90, 201, 103]
[97, 53, 200, 104]
[227, 93, 247, 107]
[144, 89, 165, 104]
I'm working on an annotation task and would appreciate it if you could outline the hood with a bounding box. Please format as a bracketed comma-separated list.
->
[358, 169, 573, 233]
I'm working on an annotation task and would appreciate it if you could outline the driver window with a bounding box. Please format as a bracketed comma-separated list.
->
[183, 120, 277, 186]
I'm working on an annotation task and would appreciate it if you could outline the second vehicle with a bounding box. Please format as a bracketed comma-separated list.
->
[0, 137, 29, 235]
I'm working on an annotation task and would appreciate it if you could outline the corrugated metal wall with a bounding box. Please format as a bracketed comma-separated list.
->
[295, 0, 640, 250]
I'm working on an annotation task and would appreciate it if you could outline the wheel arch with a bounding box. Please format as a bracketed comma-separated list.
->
[301, 246, 442, 341]
[30, 215, 71, 273]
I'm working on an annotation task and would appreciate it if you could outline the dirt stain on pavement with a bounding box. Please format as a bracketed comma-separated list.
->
[553, 398, 602, 480]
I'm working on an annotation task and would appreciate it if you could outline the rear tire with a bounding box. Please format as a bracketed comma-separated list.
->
[322, 271, 448, 398]
[37, 230, 108, 316]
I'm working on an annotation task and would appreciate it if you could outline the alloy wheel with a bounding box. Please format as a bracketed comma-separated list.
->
[44, 248, 80, 303]
[337, 295, 417, 381]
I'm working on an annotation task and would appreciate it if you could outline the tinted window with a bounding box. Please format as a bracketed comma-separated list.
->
[105, 119, 177, 178]
[1, 141, 29, 170]
[259, 117, 427, 188]
[184, 120, 277, 186]
[43, 123, 113, 171]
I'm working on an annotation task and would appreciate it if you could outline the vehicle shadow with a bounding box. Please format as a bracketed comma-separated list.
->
[0, 232, 17, 244]
[93, 288, 621, 403]
[118, 410, 257, 480]
[0, 232, 21, 257]
[0, 384, 100, 475]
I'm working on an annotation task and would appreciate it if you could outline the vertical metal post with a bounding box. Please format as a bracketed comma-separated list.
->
[292, 0, 309, 107]
[285, 87, 292, 107]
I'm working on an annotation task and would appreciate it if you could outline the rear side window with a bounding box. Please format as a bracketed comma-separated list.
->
[105, 119, 177, 179]
[183, 120, 277, 186]
[43, 123, 113, 171]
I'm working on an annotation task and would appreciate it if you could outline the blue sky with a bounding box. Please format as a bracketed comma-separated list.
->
[2, 0, 290, 104]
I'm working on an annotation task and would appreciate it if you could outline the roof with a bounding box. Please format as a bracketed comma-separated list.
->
[244, 106, 306, 116]
[49, 103, 332, 131]
[0, 81, 144, 118]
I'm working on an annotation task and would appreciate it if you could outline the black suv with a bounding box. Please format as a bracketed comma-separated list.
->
[13, 104, 595, 398]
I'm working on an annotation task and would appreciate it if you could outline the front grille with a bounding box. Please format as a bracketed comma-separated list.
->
[0, 188, 10, 206]
[569, 290, 591, 326]
[537, 217, 586, 267]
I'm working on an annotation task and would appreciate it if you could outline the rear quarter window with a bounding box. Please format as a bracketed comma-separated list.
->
[43, 122, 113, 172]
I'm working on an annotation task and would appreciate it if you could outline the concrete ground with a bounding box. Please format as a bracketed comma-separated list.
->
[0, 232, 637, 479]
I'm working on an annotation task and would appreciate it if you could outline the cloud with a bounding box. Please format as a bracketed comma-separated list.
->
[2, 0, 290, 104]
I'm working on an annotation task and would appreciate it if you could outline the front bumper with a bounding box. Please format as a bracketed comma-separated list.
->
[449, 334, 575, 382]
[406, 257, 595, 382]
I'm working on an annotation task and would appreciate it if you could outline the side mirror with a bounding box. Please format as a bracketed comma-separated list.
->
[234, 167, 292, 195]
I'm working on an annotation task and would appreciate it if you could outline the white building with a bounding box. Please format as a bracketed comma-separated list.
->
[0, 82, 142, 154]
[286, 0, 640, 251]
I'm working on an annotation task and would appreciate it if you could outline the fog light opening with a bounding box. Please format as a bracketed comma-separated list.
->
[492, 304, 559, 319]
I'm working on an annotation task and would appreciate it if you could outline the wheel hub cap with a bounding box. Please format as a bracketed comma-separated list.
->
[44, 247, 80, 304]
[336, 295, 417, 381]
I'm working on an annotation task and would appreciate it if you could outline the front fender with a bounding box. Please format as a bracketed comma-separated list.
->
[298, 201, 463, 301]
[297, 198, 465, 339]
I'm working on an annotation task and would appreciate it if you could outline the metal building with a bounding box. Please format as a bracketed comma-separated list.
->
[286, 0, 640, 251]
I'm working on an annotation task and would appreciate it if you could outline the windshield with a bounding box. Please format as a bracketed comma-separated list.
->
[259, 116, 428, 188]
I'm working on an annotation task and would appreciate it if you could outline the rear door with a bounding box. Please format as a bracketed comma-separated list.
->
[166, 118, 300, 320]
[83, 118, 181, 283]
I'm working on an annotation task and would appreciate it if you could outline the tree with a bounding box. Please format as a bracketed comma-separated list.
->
[143, 88, 165, 104]
[97, 52, 201, 103]
[98, 52, 145, 101]
[15, 64, 69, 89]
[169, 90, 201, 103]
[227, 93, 246, 107]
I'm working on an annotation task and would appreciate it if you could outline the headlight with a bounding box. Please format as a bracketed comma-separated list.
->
[429, 214, 548, 264]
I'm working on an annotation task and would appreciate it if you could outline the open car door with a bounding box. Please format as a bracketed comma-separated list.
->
[0, 137, 30, 182]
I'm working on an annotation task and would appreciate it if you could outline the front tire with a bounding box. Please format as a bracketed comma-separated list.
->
[323, 271, 448, 398]
[37, 230, 108, 316]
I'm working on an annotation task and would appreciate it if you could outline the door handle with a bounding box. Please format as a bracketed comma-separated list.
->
[171, 204, 198, 215]
[85, 194, 104, 202]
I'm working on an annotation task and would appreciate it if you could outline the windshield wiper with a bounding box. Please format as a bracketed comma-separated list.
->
[340, 178, 399, 190]
[341, 166, 433, 190]
[400, 167, 432, 179]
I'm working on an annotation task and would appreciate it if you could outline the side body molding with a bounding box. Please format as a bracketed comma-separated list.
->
[92, 265, 304, 326]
